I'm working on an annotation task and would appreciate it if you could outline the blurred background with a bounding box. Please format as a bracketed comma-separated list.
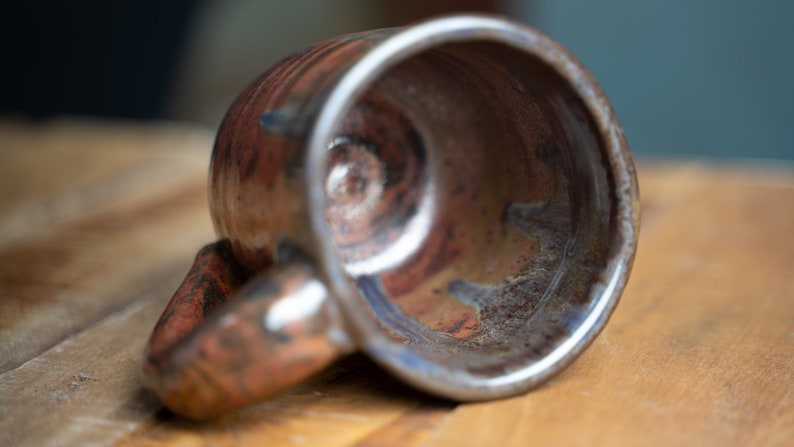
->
[1, 0, 792, 160]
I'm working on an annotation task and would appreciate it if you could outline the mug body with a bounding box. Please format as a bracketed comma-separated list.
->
[210, 15, 639, 401]
[209, 30, 395, 273]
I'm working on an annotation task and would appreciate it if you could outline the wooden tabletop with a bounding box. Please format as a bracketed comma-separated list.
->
[0, 120, 792, 446]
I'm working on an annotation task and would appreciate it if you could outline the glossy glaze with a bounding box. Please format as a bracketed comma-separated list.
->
[143, 15, 639, 419]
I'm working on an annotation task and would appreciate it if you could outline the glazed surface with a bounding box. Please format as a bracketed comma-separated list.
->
[324, 41, 617, 374]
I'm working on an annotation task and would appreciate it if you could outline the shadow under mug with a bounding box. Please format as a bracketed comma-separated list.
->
[143, 14, 639, 419]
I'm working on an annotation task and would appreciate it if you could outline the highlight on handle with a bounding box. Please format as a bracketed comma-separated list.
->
[142, 241, 352, 420]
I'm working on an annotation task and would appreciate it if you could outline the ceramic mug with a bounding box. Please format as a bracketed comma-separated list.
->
[143, 14, 639, 419]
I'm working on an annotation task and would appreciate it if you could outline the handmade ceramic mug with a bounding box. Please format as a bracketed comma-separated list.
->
[143, 14, 639, 419]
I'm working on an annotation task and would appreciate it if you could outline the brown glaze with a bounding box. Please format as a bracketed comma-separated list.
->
[143, 242, 347, 419]
[328, 41, 617, 368]
[208, 35, 381, 273]
[145, 241, 246, 364]
[143, 15, 639, 420]
[143, 32, 387, 419]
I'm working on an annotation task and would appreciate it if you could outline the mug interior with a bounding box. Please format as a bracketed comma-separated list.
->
[309, 17, 635, 396]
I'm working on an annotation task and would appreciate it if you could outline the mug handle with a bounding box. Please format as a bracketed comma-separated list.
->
[142, 241, 352, 419]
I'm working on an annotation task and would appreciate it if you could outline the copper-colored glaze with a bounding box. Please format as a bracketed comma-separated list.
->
[143, 15, 639, 419]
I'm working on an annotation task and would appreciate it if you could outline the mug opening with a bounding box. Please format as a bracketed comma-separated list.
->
[307, 15, 637, 399]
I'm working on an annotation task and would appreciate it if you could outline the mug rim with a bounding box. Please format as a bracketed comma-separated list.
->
[305, 14, 639, 400]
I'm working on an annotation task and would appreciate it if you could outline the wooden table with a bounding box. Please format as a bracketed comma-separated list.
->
[1, 120, 792, 446]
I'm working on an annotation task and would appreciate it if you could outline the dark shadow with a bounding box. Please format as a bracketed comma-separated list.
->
[139, 353, 456, 433]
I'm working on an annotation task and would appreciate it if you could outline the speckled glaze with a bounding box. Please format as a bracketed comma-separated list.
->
[143, 15, 639, 419]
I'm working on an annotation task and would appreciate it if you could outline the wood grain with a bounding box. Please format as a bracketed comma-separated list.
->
[418, 162, 794, 447]
[0, 119, 215, 373]
[0, 122, 792, 446]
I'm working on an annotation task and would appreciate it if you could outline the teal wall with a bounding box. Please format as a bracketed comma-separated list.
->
[512, 1, 794, 159]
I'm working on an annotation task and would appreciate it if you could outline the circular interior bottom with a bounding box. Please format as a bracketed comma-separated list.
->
[324, 41, 617, 376]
